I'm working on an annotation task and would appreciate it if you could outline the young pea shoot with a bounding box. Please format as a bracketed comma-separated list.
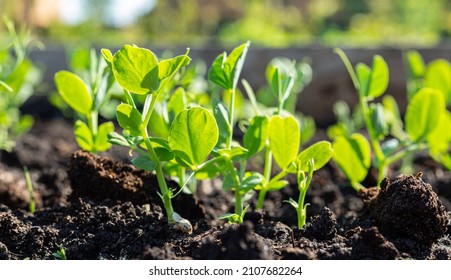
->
[105, 45, 218, 233]
[54, 50, 115, 153]
[332, 49, 449, 191]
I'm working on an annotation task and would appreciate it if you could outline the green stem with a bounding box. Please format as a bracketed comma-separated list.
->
[142, 94, 159, 128]
[256, 145, 273, 209]
[141, 127, 174, 223]
[351, 181, 366, 192]
[226, 159, 242, 215]
[87, 111, 99, 153]
[226, 88, 236, 149]
[334, 48, 360, 90]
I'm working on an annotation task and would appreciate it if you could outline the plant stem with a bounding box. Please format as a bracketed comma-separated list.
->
[226, 88, 236, 149]
[87, 111, 99, 153]
[140, 127, 174, 223]
[226, 159, 242, 215]
[256, 145, 273, 209]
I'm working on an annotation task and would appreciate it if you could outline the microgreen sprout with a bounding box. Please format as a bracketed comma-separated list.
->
[23, 166, 35, 214]
[285, 158, 314, 229]
[105, 45, 218, 233]
[54, 49, 115, 153]
[52, 246, 67, 260]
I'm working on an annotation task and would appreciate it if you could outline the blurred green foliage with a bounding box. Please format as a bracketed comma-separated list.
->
[1, 0, 450, 47]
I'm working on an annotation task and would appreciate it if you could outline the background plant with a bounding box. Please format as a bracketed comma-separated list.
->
[0, 18, 41, 152]
[331, 49, 450, 191]
[54, 49, 115, 153]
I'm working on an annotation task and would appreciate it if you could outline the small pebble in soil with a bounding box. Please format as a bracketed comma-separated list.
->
[371, 173, 449, 244]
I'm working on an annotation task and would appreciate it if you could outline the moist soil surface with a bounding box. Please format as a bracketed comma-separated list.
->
[1, 118, 451, 260]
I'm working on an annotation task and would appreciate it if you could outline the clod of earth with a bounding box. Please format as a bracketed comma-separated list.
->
[370, 173, 449, 243]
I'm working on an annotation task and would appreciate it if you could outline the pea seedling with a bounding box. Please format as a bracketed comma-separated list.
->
[0, 19, 41, 152]
[332, 49, 449, 191]
[54, 49, 115, 153]
[105, 45, 218, 233]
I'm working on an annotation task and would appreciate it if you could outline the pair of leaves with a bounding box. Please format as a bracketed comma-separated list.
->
[356, 55, 389, 100]
[74, 120, 114, 152]
[208, 42, 250, 91]
[266, 57, 296, 105]
[108, 45, 191, 95]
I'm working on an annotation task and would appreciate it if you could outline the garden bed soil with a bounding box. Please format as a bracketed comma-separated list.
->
[1, 119, 450, 260]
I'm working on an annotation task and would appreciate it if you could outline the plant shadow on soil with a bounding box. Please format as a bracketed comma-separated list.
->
[1, 118, 451, 260]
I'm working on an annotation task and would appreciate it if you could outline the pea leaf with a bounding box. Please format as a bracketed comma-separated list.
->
[158, 54, 191, 81]
[356, 55, 389, 100]
[369, 103, 388, 140]
[208, 42, 250, 91]
[290, 141, 333, 173]
[424, 59, 451, 104]
[112, 45, 159, 95]
[268, 115, 300, 169]
[94, 121, 114, 152]
[406, 50, 425, 79]
[54, 71, 93, 115]
[74, 120, 93, 151]
[243, 115, 269, 158]
[405, 88, 445, 143]
[168, 107, 219, 169]
[131, 155, 156, 171]
[332, 133, 371, 184]
[107, 131, 130, 147]
[239, 172, 265, 193]
[213, 102, 231, 147]
[116, 103, 143, 136]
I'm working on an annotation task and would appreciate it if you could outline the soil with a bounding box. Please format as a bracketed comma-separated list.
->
[1, 117, 451, 260]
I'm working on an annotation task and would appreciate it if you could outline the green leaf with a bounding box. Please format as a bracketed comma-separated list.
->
[158, 54, 191, 80]
[132, 155, 156, 171]
[369, 103, 388, 140]
[169, 107, 219, 169]
[208, 42, 250, 91]
[332, 133, 371, 184]
[116, 103, 142, 135]
[213, 102, 230, 147]
[268, 115, 300, 169]
[107, 132, 130, 147]
[168, 88, 187, 121]
[356, 55, 389, 100]
[239, 172, 265, 193]
[356, 63, 370, 98]
[94, 121, 114, 152]
[217, 146, 248, 161]
[292, 141, 333, 173]
[54, 71, 93, 115]
[424, 59, 451, 104]
[74, 120, 93, 151]
[405, 88, 445, 142]
[428, 111, 451, 154]
[406, 51, 425, 78]
[101, 48, 113, 65]
[112, 45, 159, 95]
[266, 180, 289, 191]
[149, 137, 173, 161]
[243, 115, 269, 158]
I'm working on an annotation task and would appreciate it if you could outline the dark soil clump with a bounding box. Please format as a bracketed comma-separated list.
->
[370, 173, 449, 243]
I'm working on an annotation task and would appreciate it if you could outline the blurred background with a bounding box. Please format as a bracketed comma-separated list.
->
[1, 0, 451, 125]
[1, 0, 450, 47]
